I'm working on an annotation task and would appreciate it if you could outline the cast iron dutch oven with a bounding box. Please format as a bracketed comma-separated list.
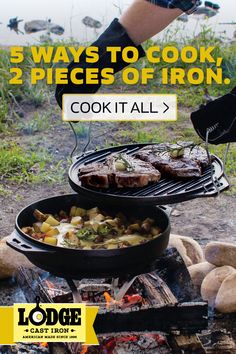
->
[7, 194, 170, 279]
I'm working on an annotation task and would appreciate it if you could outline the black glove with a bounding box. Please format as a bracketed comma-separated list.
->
[55, 19, 145, 108]
[191, 87, 236, 144]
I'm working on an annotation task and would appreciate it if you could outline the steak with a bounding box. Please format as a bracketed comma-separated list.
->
[135, 143, 212, 179]
[79, 154, 161, 188]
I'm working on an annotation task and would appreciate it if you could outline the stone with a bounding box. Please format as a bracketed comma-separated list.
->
[201, 266, 236, 307]
[188, 262, 216, 288]
[205, 242, 236, 268]
[215, 272, 236, 313]
[168, 235, 192, 266]
[0, 236, 33, 279]
[179, 235, 204, 265]
[169, 234, 204, 267]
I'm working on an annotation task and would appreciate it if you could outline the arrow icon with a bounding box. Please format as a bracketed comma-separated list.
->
[163, 102, 169, 114]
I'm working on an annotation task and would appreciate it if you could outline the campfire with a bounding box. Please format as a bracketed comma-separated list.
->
[13, 247, 236, 354]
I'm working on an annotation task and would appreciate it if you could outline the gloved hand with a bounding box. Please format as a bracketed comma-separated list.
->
[191, 87, 236, 144]
[55, 19, 145, 108]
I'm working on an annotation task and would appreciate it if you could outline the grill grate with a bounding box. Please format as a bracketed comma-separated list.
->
[68, 144, 229, 206]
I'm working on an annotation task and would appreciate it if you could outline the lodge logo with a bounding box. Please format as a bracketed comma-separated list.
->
[0, 300, 98, 345]
[18, 296, 82, 327]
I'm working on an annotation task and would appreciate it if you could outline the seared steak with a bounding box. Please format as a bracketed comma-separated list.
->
[135, 143, 212, 179]
[79, 153, 161, 188]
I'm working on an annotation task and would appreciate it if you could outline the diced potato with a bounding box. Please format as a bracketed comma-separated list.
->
[88, 207, 100, 219]
[151, 227, 162, 237]
[71, 216, 83, 226]
[106, 244, 117, 250]
[75, 207, 86, 217]
[46, 228, 59, 237]
[70, 206, 77, 217]
[106, 219, 118, 227]
[93, 214, 105, 222]
[84, 221, 92, 227]
[119, 234, 146, 246]
[45, 215, 60, 226]
[44, 237, 58, 246]
[40, 222, 52, 233]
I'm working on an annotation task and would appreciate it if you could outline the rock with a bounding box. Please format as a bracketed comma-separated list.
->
[205, 242, 236, 268]
[168, 235, 192, 266]
[201, 266, 236, 307]
[188, 262, 216, 288]
[0, 236, 33, 279]
[215, 273, 236, 313]
[179, 235, 204, 265]
[169, 234, 204, 267]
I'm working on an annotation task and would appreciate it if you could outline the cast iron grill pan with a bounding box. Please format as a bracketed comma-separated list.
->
[69, 143, 229, 207]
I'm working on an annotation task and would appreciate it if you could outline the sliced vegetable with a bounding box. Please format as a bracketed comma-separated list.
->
[76, 227, 97, 241]
[97, 223, 112, 236]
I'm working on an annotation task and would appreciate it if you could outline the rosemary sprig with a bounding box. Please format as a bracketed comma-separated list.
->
[115, 153, 135, 172]
[151, 142, 202, 157]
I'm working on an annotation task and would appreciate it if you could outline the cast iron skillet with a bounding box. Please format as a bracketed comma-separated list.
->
[7, 194, 170, 279]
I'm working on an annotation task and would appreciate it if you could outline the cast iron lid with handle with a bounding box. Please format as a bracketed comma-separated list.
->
[7, 194, 170, 280]
[68, 143, 229, 207]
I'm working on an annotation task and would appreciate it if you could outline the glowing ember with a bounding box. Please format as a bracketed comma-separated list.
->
[103, 292, 143, 309]
[40, 342, 48, 347]
[80, 345, 88, 354]
[104, 291, 115, 309]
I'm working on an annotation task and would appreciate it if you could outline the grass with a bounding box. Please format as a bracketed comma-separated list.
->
[17, 111, 52, 134]
[0, 142, 47, 182]
[0, 142, 66, 186]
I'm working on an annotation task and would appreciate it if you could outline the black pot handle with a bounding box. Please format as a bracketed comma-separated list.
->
[7, 232, 56, 255]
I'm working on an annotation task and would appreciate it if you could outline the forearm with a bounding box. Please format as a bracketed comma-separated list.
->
[119, 0, 182, 45]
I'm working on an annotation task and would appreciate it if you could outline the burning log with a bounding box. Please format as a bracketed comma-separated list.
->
[94, 302, 208, 334]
